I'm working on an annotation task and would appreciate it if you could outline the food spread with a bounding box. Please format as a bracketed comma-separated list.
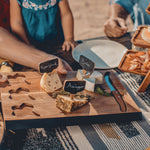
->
[119, 3, 150, 92]
[39, 56, 107, 113]
[127, 51, 150, 73]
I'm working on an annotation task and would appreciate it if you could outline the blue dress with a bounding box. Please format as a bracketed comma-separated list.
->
[17, 0, 64, 47]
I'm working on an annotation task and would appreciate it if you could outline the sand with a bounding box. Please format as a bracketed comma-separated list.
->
[68, 0, 133, 41]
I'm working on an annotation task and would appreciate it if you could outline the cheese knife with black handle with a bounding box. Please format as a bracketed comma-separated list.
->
[105, 72, 127, 112]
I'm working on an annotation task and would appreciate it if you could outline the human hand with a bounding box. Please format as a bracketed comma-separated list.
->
[57, 58, 73, 74]
[62, 39, 78, 52]
[104, 17, 128, 38]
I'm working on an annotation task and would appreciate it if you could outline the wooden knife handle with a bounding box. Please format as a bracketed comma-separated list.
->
[110, 71, 125, 96]
[112, 91, 127, 112]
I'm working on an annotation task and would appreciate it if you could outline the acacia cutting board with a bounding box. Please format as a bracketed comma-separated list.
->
[0, 71, 141, 129]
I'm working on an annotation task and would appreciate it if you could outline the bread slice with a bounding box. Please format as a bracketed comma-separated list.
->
[141, 28, 150, 43]
[56, 95, 88, 113]
[40, 72, 62, 93]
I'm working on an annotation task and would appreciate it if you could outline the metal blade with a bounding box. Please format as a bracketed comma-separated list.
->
[104, 72, 115, 91]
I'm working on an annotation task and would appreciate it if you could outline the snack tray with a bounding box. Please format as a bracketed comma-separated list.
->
[118, 50, 147, 76]
[131, 25, 150, 48]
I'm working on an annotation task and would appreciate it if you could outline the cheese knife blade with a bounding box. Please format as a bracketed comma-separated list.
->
[105, 72, 127, 112]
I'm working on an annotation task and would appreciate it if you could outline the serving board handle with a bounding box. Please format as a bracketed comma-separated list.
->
[138, 70, 150, 92]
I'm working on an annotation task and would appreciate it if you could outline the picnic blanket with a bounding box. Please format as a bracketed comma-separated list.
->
[1, 69, 150, 150]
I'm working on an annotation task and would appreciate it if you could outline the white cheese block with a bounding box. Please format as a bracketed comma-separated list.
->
[89, 71, 103, 84]
[76, 69, 90, 80]
[40, 72, 62, 93]
[84, 78, 96, 92]
[148, 25, 150, 32]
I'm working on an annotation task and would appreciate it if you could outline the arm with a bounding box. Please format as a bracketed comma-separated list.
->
[0, 27, 72, 74]
[10, 0, 30, 44]
[59, 0, 77, 51]
[104, 3, 129, 37]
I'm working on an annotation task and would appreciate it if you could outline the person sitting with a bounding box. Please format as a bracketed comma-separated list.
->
[0, 0, 80, 74]
[10, 0, 77, 52]
[104, 0, 150, 38]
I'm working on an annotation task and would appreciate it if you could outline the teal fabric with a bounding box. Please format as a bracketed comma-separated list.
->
[110, 0, 150, 30]
[17, 0, 63, 45]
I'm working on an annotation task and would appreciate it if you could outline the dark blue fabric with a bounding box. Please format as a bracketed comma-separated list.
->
[17, 0, 63, 44]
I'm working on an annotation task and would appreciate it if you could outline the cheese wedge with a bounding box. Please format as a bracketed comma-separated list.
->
[76, 69, 90, 80]
[40, 72, 62, 93]
[84, 78, 96, 92]
[89, 71, 103, 84]
[56, 95, 88, 113]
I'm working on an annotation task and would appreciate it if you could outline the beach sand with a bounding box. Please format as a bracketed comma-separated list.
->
[68, 0, 133, 41]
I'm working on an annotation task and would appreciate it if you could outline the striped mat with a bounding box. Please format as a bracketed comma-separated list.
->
[1, 70, 150, 150]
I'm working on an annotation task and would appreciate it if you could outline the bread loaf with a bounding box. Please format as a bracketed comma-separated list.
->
[40, 72, 62, 93]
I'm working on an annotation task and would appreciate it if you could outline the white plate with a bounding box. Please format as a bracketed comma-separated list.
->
[73, 40, 127, 69]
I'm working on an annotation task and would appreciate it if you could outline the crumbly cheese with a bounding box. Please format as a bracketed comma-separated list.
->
[84, 78, 96, 92]
[40, 72, 62, 93]
[76, 69, 90, 80]
[56, 95, 88, 113]
[89, 71, 103, 84]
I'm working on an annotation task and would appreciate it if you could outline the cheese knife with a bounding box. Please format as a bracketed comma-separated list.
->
[105, 72, 127, 112]
[109, 71, 126, 96]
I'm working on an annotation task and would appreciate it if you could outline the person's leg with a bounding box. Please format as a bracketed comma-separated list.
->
[51, 47, 82, 70]
[0, 27, 72, 73]
[34, 41, 82, 71]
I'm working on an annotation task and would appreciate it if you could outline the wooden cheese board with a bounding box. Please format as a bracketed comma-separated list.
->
[131, 25, 150, 48]
[0, 71, 142, 130]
